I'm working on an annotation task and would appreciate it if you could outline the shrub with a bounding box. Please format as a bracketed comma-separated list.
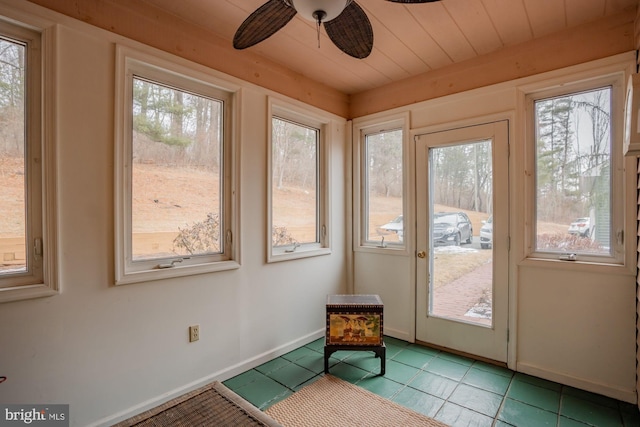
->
[536, 233, 604, 252]
[272, 226, 296, 247]
[172, 216, 298, 254]
[173, 212, 220, 255]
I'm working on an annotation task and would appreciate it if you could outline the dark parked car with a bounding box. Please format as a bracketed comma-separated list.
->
[432, 212, 473, 246]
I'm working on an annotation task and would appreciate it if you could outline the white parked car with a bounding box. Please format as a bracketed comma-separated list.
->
[480, 215, 493, 249]
[568, 217, 593, 238]
[380, 215, 403, 242]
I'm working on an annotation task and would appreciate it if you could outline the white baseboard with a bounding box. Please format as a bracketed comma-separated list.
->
[91, 329, 325, 427]
[383, 327, 413, 343]
[517, 362, 637, 404]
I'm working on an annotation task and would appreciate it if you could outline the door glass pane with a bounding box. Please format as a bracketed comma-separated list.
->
[534, 87, 611, 256]
[429, 140, 493, 326]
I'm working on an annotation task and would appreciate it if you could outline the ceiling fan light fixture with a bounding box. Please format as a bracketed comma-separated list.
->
[235, 0, 440, 58]
[288, 0, 351, 23]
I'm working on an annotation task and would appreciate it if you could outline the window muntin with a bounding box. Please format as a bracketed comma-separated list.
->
[0, 19, 57, 302]
[363, 128, 404, 246]
[116, 48, 237, 284]
[271, 116, 319, 248]
[530, 82, 623, 263]
[268, 103, 330, 261]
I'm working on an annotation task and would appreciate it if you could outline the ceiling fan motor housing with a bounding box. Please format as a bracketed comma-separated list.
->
[288, 0, 352, 22]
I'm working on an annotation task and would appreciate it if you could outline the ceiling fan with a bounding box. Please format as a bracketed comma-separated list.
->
[233, 0, 441, 59]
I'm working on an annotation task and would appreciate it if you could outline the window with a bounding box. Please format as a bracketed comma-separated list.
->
[268, 102, 330, 261]
[0, 20, 57, 302]
[115, 47, 238, 284]
[528, 78, 624, 263]
[356, 118, 406, 249]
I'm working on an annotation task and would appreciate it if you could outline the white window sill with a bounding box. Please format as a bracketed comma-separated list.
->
[0, 284, 59, 304]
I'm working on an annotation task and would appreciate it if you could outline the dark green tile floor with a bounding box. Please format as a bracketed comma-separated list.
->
[223, 337, 640, 427]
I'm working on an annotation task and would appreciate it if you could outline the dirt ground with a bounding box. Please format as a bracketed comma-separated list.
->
[0, 159, 569, 268]
[0, 157, 25, 237]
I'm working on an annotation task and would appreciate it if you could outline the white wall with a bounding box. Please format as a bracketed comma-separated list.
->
[517, 266, 636, 401]
[0, 2, 347, 426]
[353, 55, 638, 402]
[354, 253, 413, 341]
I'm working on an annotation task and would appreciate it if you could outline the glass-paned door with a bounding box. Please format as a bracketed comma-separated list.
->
[415, 121, 509, 362]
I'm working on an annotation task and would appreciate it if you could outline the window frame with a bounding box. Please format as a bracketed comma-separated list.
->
[114, 45, 239, 285]
[524, 73, 627, 266]
[0, 18, 58, 303]
[352, 114, 409, 254]
[267, 99, 331, 263]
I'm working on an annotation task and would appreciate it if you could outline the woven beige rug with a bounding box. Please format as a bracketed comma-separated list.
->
[265, 375, 449, 427]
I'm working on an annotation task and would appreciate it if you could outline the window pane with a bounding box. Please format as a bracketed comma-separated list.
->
[366, 129, 403, 244]
[0, 37, 26, 276]
[131, 77, 223, 261]
[271, 117, 318, 247]
[534, 87, 611, 256]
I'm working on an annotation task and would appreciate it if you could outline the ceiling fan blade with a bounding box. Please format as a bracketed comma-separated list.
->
[233, 0, 297, 50]
[324, 1, 373, 59]
[386, 0, 441, 3]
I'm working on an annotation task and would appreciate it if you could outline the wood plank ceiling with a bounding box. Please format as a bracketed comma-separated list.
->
[24, 0, 637, 117]
[136, 0, 638, 95]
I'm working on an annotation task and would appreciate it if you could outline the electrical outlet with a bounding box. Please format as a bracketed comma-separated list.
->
[189, 325, 200, 342]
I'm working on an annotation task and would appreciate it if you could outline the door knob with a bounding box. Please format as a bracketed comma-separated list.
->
[417, 251, 426, 258]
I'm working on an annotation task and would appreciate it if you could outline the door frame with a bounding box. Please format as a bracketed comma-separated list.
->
[408, 113, 517, 369]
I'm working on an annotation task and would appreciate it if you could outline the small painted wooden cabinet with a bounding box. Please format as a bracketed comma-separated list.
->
[324, 294, 385, 375]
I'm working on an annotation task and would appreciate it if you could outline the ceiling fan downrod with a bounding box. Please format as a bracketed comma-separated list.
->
[285, 1, 353, 49]
[312, 10, 326, 48]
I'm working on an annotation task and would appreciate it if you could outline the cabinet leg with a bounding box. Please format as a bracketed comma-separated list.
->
[376, 346, 386, 376]
[324, 345, 385, 375]
[324, 347, 335, 374]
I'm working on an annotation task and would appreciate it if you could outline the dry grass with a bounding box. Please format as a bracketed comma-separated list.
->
[433, 249, 492, 289]
[0, 160, 513, 239]
[272, 185, 317, 243]
[131, 163, 220, 233]
[0, 160, 571, 279]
